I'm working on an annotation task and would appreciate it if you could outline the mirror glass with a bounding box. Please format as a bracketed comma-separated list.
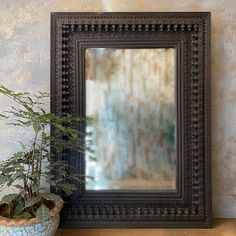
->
[85, 48, 176, 191]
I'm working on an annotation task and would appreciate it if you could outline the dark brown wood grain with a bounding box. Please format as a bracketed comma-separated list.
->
[50, 12, 211, 228]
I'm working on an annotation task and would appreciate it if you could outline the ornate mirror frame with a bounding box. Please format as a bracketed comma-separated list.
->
[51, 12, 211, 228]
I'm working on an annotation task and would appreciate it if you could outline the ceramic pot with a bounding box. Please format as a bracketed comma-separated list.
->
[0, 200, 63, 236]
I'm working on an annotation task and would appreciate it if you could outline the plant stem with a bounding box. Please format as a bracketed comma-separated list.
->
[23, 176, 28, 200]
[8, 205, 11, 218]
[28, 124, 39, 198]
[37, 126, 45, 195]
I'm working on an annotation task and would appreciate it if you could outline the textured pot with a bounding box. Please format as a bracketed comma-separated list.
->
[0, 200, 63, 236]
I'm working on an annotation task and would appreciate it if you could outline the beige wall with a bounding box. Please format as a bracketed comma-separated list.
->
[0, 0, 235, 217]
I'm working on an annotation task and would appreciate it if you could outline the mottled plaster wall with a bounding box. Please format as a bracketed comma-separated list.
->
[0, 0, 235, 217]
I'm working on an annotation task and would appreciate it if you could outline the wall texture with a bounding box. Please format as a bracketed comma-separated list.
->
[0, 0, 235, 217]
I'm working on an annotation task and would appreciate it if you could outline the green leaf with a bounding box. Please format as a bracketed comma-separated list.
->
[42, 193, 63, 202]
[25, 196, 41, 208]
[36, 204, 50, 222]
[57, 183, 77, 196]
[55, 146, 63, 153]
[13, 211, 32, 219]
[0, 114, 9, 119]
[1, 167, 15, 174]
[16, 194, 24, 204]
[33, 123, 38, 132]
[14, 203, 24, 216]
[13, 184, 24, 190]
[0, 175, 10, 186]
[1, 193, 18, 204]
[19, 142, 26, 150]
[7, 178, 15, 187]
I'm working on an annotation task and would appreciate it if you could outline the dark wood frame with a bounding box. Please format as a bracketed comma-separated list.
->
[51, 12, 211, 228]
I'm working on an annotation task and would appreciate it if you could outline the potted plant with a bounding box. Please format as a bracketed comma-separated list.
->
[0, 84, 87, 235]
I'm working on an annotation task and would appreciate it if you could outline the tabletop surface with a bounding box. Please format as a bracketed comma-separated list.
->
[56, 218, 236, 236]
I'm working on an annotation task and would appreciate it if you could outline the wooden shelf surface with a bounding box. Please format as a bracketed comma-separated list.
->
[56, 219, 236, 236]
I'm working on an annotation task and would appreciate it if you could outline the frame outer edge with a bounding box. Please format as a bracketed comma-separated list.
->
[205, 12, 212, 228]
[50, 12, 212, 228]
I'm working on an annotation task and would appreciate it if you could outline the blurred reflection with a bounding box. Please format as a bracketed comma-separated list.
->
[85, 48, 176, 190]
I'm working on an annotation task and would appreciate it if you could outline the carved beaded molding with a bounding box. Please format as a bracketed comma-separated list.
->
[51, 12, 211, 228]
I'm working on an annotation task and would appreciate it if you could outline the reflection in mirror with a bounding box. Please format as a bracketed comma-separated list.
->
[85, 48, 176, 191]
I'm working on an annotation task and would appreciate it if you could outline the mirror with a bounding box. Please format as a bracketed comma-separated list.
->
[85, 48, 176, 191]
[51, 12, 212, 228]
